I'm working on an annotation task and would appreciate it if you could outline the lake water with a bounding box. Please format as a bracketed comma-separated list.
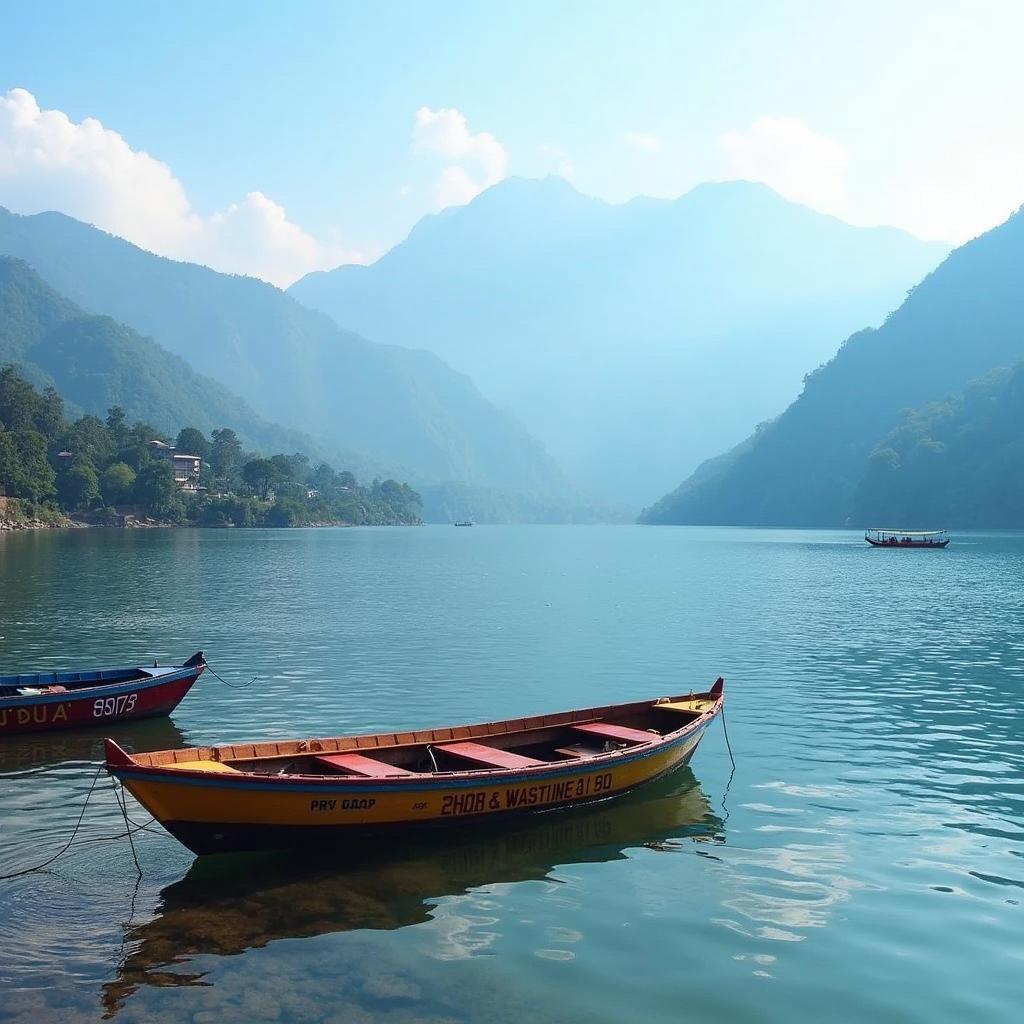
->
[0, 525, 1021, 1024]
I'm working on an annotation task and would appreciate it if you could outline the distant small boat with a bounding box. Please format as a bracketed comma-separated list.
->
[105, 678, 724, 855]
[1, 653, 205, 736]
[865, 528, 949, 548]
[453, 520, 475, 527]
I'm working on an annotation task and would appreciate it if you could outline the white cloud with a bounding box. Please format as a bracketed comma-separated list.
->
[0, 88, 358, 286]
[412, 106, 508, 210]
[719, 116, 849, 216]
[623, 131, 664, 153]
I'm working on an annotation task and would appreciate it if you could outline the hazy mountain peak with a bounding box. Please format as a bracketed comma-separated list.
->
[641, 202, 1024, 525]
[289, 181, 949, 506]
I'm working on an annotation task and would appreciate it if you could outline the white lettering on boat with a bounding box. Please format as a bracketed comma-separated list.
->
[92, 694, 138, 718]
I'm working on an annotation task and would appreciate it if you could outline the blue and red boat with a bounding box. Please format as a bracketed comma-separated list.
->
[0, 652, 205, 735]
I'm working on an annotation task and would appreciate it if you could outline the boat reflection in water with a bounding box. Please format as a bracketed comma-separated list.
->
[103, 770, 722, 1017]
[0, 715, 189, 775]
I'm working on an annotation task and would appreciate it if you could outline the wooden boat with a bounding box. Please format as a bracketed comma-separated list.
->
[1, 653, 205, 736]
[865, 528, 949, 548]
[105, 677, 724, 855]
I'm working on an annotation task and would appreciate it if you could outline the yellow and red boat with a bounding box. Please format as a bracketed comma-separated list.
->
[105, 678, 724, 855]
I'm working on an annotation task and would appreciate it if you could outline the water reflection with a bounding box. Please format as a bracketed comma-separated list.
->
[0, 717, 189, 776]
[102, 772, 721, 1017]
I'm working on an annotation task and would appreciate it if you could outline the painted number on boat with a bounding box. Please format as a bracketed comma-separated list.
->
[440, 773, 614, 817]
[92, 694, 138, 718]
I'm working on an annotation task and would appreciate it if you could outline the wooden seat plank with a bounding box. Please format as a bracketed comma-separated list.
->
[571, 722, 658, 745]
[554, 744, 602, 759]
[436, 740, 543, 769]
[658, 699, 714, 714]
[313, 752, 415, 777]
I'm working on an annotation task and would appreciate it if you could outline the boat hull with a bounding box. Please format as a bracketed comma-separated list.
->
[865, 538, 949, 548]
[0, 662, 204, 736]
[111, 721, 713, 855]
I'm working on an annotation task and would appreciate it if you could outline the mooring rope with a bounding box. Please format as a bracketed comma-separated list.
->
[720, 703, 736, 769]
[113, 779, 142, 877]
[203, 659, 259, 689]
[0, 761, 105, 880]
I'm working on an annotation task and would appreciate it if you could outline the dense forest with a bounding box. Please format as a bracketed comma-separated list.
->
[0, 366, 421, 528]
[642, 202, 1024, 527]
[851, 362, 1024, 527]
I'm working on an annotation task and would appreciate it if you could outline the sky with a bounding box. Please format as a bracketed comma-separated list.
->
[2, 0, 1023, 286]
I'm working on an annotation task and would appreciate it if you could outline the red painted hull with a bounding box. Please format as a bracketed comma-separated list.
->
[0, 665, 203, 736]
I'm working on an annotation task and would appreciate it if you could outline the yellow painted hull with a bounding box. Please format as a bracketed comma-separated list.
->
[117, 728, 709, 854]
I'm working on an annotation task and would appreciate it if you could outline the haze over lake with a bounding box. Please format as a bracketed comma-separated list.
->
[1, 526, 1020, 1023]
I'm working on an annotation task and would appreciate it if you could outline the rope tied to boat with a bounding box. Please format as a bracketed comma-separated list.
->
[720, 702, 736, 770]
[0, 762, 105, 880]
[0, 765, 166, 881]
[202, 657, 258, 689]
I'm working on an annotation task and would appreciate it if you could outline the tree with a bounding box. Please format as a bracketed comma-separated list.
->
[1, 364, 62, 437]
[134, 460, 181, 519]
[106, 406, 128, 447]
[64, 415, 115, 464]
[9, 430, 56, 502]
[100, 462, 136, 505]
[242, 457, 280, 500]
[308, 462, 337, 494]
[175, 427, 210, 462]
[58, 460, 100, 510]
[210, 428, 242, 484]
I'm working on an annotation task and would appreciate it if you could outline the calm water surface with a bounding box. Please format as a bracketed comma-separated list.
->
[0, 526, 1021, 1024]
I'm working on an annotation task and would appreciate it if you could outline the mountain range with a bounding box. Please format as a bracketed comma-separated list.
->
[641, 204, 1024, 526]
[0, 204, 585, 522]
[291, 177, 948, 506]
[0, 256, 322, 457]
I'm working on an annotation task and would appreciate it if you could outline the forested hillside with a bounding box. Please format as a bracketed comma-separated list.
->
[851, 363, 1024, 527]
[0, 257, 329, 460]
[642, 204, 1024, 526]
[0, 365, 421, 528]
[0, 205, 588, 522]
[291, 177, 948, 504]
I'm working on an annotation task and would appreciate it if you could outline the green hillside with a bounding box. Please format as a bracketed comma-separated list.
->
[851, 363, 1024, 527]
[0, 205, 587, 521]
[0, 257, 330, 460]
[642, 204, 1024, 526]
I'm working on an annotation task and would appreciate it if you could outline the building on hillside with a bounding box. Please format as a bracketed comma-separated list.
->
[148, 439, 202, 492]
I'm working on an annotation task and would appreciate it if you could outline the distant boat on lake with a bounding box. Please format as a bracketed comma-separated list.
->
[865, 528, 949, 548]
[0, 652, 205, 735]
[453, 520, 475, 527]
[105, 678, 724, 855]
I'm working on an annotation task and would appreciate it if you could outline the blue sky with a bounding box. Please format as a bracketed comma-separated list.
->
[2, 1, 1023, 284]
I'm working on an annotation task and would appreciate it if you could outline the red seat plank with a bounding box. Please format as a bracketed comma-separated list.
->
[436, 741, 543, 769]
[313, 753, 415, 776]
[571, 722, 658, 745]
